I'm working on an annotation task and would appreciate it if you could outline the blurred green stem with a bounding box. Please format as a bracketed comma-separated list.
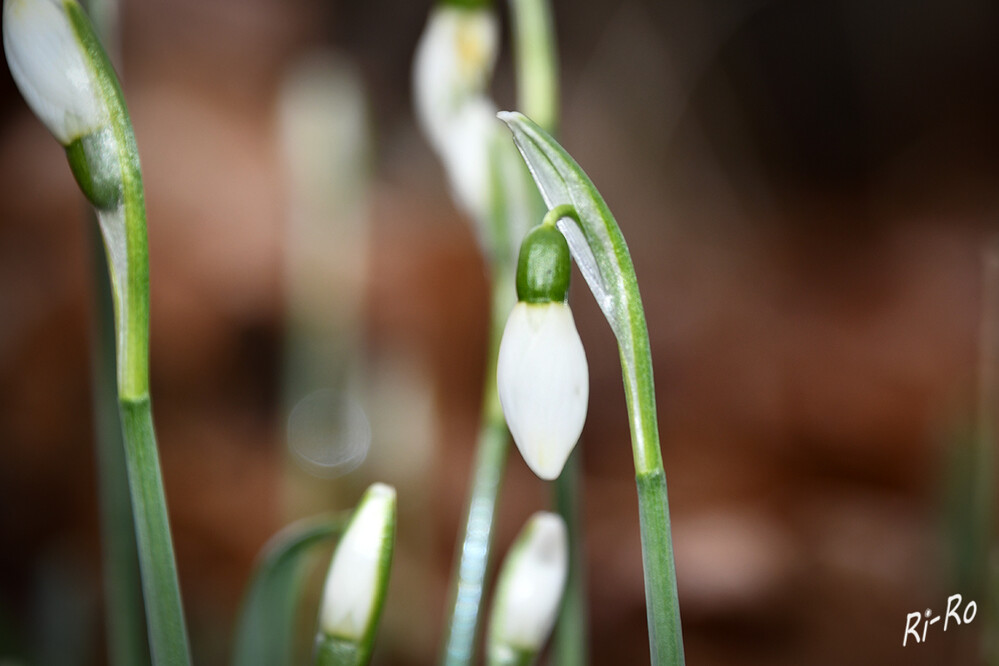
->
[440, 265, 514, 666]
[510, 0, 558, 134]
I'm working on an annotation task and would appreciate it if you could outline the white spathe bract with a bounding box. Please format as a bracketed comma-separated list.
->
[3, 0, 107, 144]
[412, 5, 498, 156]
[497, 301, 589, 480]
[490, 512, 568, 654]
[319, 483, 396, 641]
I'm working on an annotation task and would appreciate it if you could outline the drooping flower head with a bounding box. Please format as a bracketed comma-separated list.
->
[413, 3, 498, 155]
[413, 2, 511, 241]
[497, 222, 588, 480]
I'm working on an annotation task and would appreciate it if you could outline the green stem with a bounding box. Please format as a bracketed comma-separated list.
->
[618, 251, 683, 666]
[440, 269, 515, 666]
[553, 451, 587, 666]
[80, 3, 149, 664]
[119, 398, 190, 665]
[66, 2, 150, 402]
[63, 6, 191, 663]
[509, 0, 559, 134]
[635, 470, 681, 664]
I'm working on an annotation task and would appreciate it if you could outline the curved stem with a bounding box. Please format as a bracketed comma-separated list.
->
[552, 203, 681, 664]
[499, 112, 684, 664]
[65, 6, 190, 664]
[80, 3, 150, 664]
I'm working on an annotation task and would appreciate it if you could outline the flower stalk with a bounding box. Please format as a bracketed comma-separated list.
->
[78, 2, 149, 664]
[3, 1, 189, 663]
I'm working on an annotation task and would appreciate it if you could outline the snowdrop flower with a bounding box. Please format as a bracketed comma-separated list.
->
[497, 223, 588, 480]
[413, 3, 502, 236]
[3, 0, 108, 145]
[488, 512, 568, 662]
[318, 483, 396, 657]
[413, 4, 498, 156]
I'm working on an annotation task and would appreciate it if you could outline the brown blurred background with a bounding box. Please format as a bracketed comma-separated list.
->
[2, 0, 999, 663]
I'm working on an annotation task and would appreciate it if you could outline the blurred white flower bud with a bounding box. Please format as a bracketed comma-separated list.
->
[488, 512, 568, 660]
[441, 94, 498, 224]
[318, 483, 396, 643]
[3, 0, 107, 144]
[497, 301, 588, 480]
[413, 5, 498, 155]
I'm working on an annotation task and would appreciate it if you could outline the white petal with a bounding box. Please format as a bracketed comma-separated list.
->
[439, 95, 498, 224]
[3, 0, 107, 144]
[497, 302, 589, 480]
[319, 483, 396, 641]
[412, 5, 498, 156]
[490, 512, 568, 652]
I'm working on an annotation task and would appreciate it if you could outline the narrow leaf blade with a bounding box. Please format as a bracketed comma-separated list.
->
[232, 514, 347, 666]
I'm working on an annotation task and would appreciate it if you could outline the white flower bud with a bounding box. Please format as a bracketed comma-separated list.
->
[412, 5, 498, 156]
[3, 0, 107, 144]
[488, 512, 568, 658]
[497, 301, 588, 480]
[441, 94, 497, 224]
[319, 483, 396, 642]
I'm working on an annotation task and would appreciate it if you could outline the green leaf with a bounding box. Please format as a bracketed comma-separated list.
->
[232, 514, 348, 666]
